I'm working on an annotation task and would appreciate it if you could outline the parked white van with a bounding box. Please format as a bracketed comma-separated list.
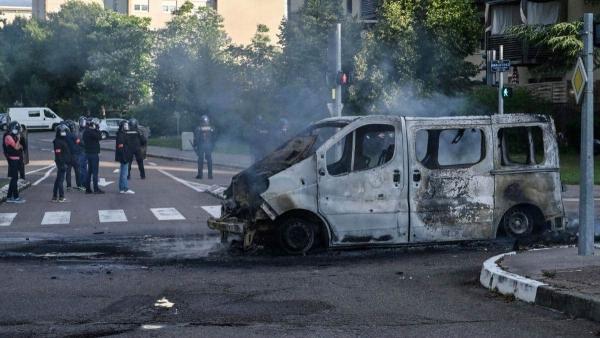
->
[8, 107, 63, 130]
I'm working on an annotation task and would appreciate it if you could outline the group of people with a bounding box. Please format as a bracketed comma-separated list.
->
[2, 116, 147, 204]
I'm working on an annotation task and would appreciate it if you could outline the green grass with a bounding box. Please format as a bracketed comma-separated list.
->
[559, 152, 600, 185]
[147, 137, 251, 155]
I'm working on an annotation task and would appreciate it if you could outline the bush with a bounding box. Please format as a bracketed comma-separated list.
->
[464, 86, 553, 115]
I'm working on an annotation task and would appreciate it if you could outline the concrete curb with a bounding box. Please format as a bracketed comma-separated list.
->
[0, 179, 32, 204]
[480, 247, 600, 322]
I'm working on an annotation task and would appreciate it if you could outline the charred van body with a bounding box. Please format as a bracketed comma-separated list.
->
[208, 114, 566, 254]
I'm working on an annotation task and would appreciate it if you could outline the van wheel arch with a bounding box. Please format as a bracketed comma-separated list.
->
[275, 210, 330, 253]
[498, 204, 545, 239]
[51, 123, 59, 131]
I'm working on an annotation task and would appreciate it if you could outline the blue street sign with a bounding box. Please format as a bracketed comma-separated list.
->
[491, 59, 511, 72]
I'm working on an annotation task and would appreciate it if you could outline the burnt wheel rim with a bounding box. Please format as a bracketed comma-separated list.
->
[283, 221, 314, 252]
[507, 211, 530, 235]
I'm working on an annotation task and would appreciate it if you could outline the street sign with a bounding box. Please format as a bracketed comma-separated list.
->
[502, 87, 513, 98]
[491, 59, 511, 72]
[571, 57, 587, 104]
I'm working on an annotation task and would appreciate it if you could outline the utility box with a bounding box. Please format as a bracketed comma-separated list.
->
[181, 132, 194, 151]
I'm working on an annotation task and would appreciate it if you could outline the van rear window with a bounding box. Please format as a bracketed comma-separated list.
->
[28, 111, 40, 117]
[416, 128, 485, 169]
[498, 126, 544, 166]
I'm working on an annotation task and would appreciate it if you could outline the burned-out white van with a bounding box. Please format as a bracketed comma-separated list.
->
[208, 114, 565, 254]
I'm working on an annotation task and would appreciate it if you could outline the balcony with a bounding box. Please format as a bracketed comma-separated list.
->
[486, 34, 554, 65]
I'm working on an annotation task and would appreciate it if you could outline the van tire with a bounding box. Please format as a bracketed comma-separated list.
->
[503, 206, 535, 239]
[278, 217, 316, 255]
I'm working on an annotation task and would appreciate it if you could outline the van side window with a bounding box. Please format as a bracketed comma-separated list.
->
[326, 124, 396, 175]
[28, 111, 40, 118]
[416, 128, 485, 169]
[44, 110, 55, 118]
[499, 126, 544, 166]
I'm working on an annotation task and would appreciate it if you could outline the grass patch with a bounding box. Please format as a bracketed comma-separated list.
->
[147, 136, 250, 155]
[559, 152, 600, 185]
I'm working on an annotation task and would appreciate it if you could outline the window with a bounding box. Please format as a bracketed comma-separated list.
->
[499, 126, 544, 166]
[490, 4, 521, 34]
[162, 0, 176, 12]
[326, 124, 395, 176]
[134, 1, 149, 11]
[526, 1, 560, 25]
[28, 111, 40, 118]
[44, 110, 55, 119]
[346, 0, 353, 14]
[416, 128, 485, 169]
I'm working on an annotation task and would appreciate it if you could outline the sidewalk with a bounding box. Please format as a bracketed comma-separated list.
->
[100, 140, 252, 170]
[481, 246, 600, 322]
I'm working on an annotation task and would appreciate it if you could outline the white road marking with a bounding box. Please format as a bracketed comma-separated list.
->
[33, 166, 55, 186]
[154, 297, 174, 308]
[150, 208, 186, 221]
[202, 206, 222, 218]
[156, 168, 206, 193]
[41, 211, 71, 225]
[97, 178, 114, 187]
[113, 169, 120, 173]
[98, 209, 127, 223]
[148, 162, 157, 166]
[563, 197, 600, 202]
[26, 164, 55, 175]
[0, 213, 17, 226]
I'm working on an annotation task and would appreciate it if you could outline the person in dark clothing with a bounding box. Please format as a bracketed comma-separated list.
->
[77, 117, 88, 186]
[3, 121, 25, 203]
[193, 115, 215, 179]
[126, 118, 146, 180]
[83, 118, 104, 194]
[116, 121, 134, 194]
[18, 131, 26, 179]
[52, 124, 71, 202]
[64, 120, 84, 191]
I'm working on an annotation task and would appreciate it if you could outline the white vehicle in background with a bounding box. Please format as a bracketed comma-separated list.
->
[7, 107, 63, 130]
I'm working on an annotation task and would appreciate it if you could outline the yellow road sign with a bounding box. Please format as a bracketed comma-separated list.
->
[571, 57, 587, 104]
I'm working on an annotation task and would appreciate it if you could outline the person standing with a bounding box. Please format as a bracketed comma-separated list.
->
[18, 128, 26, 180]
[65, 120, 84, 191]
[193, 115, 215, 179]
[83, 118, 104, 194]
[126, 118, 146, 180]
[52, 124, 71, 202]
[3, 121, 25, 203]
[116, 120, 134, 194]
[77, 117, 88, 186]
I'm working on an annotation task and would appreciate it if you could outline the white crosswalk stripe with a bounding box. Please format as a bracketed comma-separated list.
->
[202, 206, 222, 218]
[98, 209, 128, 223]
[150, 208, 185, 221]
[0, 213, 17, 226]
[41, 211, 71, 225]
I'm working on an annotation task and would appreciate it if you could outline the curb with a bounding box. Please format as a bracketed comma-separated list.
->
[480, 248, 600, 322]
[0, 179, 32, 204]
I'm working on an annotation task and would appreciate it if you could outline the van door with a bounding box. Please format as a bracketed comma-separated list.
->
[44, 109, 57, 129]
[407, 121, 495, 242]
[27, 110, 44, 129]
[316, 118, 409, 245]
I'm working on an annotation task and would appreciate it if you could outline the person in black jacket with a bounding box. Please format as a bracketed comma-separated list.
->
[52, 124, 71, 202]
[116, 121, 135, 194]
[193, 115, 215, 179]
[83, 118, 104, 194]
[3, 121, 25, 203]
[126, 118, 146, 180]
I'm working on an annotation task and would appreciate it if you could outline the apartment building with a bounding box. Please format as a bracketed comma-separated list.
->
[0, 0, 31, 25]
[31, 0, 102, 19]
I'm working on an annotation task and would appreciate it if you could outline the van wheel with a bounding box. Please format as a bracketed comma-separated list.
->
[278, 217, 315, 255]
[503, 207, 534, 239]
[101, 131, 108, 140]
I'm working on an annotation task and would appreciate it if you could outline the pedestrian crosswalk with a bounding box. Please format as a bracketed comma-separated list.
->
[0, 205, 220, 227]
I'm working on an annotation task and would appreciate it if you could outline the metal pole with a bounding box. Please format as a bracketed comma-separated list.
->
[335, 23, 342, 117]
[579, 13, 595, 256]
[498, 45, 504, 115]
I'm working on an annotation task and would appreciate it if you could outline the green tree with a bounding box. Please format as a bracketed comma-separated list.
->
[349, 0, 481, 115]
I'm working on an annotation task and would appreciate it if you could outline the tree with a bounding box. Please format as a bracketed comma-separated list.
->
[348, 0, 481, 115]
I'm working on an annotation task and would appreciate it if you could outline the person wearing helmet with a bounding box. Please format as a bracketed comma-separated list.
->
[77, 116, 88, 185]
[192, 115, 215, 179]
[116, 120, 135, 194]
[82, 117, 104, 194]
[52, 124, 72, 202]
[126, 118, 146, 180]
[17, 126, 27, 180]
[3, 121, 25, 203]
[64, 120, 84, 191]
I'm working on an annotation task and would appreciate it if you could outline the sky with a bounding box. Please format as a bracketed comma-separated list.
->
[0, 0, 31, 7]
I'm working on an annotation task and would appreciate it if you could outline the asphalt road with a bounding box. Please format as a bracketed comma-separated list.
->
[0, 132, 598, 337]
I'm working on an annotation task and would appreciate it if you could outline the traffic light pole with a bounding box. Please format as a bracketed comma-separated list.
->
[579, 13, 595, 256]
[498, 45, 504, 115]
[335, 23, 342, 117]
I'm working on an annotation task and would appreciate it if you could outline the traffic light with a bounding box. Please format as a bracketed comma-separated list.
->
[502, 87, 513, 98]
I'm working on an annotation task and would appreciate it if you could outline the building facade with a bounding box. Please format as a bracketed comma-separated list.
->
[0, 3, 31, 25]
